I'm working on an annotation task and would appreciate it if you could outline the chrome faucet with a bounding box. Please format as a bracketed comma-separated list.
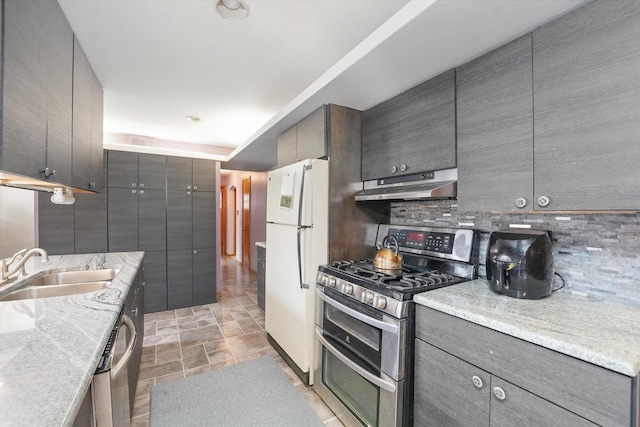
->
[1, 248, 50, 283]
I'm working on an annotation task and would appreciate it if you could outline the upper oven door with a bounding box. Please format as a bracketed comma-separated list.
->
[315, 287, 407, 381]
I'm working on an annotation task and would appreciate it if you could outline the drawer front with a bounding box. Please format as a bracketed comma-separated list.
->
[416, 306, 632, 427]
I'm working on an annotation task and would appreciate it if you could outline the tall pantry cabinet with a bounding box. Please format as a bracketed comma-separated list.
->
[166, 157, 217, 310]
[106, 151, 168, 313]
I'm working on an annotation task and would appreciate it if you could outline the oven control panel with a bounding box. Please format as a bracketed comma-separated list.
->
[377, 224, 476, 263]
[387, 229, 453, 254]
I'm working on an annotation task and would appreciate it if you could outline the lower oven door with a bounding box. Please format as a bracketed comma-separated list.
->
[314, 288, 407, 427]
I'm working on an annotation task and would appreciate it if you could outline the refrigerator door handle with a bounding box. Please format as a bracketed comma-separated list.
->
[297, 164, 313, 228]
[297, 226, 310, 289]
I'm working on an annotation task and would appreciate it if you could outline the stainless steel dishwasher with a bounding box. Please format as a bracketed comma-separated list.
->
[92, 311, 138, 427]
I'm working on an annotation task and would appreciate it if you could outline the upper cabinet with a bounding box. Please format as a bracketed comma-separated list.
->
[72, 36, 104, 192]
[457, 1, 640, 212]
[276, 106, 327, 168]
[532, 0, 640, 211]
[361, 69, 456, 181]
[456, 35, 534, 212]
[0, 0, 103, 192]
[1, 0, 73, 184]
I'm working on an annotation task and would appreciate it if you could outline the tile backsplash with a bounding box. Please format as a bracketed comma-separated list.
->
[391, 200, 640, 304]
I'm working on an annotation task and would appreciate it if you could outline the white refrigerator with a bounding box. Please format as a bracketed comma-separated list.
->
[265, 158, 328, 385]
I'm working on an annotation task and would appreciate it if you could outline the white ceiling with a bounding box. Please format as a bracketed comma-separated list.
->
[58, 0, 588, 171]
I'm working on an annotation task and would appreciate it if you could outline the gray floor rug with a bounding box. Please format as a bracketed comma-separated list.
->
[150, 355, 324, 427]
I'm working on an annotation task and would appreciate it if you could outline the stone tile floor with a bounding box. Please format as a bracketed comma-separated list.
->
[131, 256, 344, 426]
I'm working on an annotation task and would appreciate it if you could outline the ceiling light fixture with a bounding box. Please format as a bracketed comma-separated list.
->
[185, 115, 202, 122]
[216, 0, 249, 21]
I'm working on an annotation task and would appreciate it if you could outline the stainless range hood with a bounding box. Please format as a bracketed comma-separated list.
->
[355, 168, 457, 202]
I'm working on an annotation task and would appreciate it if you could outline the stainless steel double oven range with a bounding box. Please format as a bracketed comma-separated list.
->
[314, 224, 479, 427]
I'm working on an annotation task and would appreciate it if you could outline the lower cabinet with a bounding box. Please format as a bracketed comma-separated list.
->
[414, 339, 595, 427]
[168, 248, 216, 310]
[414, 305, 636, 427]
[256, 245, 265, 311]
[124, 267, 144, 416]
[143, 250, 167, 313]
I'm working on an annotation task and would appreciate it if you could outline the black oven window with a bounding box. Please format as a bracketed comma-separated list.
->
[323, 347, 380, 426]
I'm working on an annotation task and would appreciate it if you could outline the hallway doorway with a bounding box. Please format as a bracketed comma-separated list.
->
[242, 177, 251, 267]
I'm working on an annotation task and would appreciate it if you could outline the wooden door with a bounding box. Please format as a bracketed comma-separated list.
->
[242, 177, 251, 267]
[229, 187, 237, 256]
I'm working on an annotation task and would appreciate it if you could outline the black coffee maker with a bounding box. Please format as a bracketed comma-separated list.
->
[486, 229, 554, 299]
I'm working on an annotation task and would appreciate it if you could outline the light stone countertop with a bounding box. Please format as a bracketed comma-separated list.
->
[0, 252, 144, 427]
[414, 279, 640, 377]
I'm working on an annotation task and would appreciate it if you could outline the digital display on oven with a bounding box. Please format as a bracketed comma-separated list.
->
[406, 232, 424, 242]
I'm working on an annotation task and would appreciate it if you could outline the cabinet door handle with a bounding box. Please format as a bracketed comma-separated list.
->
[131, 190, 137, 194]
[515, 197, 527, 208]
[41, 167, 56, 177]
[193, 185, 198, 191]
[139, 190, 145, 195]
[131, 183, 137, 188]
[493, 386, 506, 401]
[193, 250, 198, 254]
[139, 183, 144, 188]
[187, 191, 191, 196]
[391, 166, 397, 174]
[537, 196, 550, 207]
[400, 164, 407, 172]
[132, 307, 139, 317]
[187, 185, 192, 190]
[472, 375, 484, 389]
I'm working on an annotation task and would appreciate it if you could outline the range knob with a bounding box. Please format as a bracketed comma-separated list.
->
[328, 277, 337, 288]
[373, 295, 387, 309]
[341, 283, 354, 295]
[319, 274, 328, 286]
[361, 291, 374, 304]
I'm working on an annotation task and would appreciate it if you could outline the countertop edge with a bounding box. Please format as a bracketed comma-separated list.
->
[414, 280, 640, 377]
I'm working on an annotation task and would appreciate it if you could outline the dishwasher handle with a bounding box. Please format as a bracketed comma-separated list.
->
[111, 314, 137, 379]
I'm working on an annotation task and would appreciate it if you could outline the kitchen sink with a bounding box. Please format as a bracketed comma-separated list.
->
[0, 269, 116, 302]
[25, 269, 116, 286]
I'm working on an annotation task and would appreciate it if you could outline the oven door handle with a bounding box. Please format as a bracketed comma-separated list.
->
[315, 327, 396, 393]
[317, 289, 398, 334]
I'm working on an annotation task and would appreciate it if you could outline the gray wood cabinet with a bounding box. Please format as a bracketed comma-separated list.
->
[192, 191, 216, 249]
[167, 156, 193, 191]
[457, 1, 640, 212]
[138, 189, 167, 251]
[167, 190, 194, 251]
[72, 36, 103, 192]
[415, 305, 636, 427]
[361, 69, 456, 181]
[276, 106, 327, 167]
[415, 339, 595, 427]
[108, 151, 167, 190]
[456, 35, 534, 212]
[192, 248, 216, 305]
[74, 191, 108, 254]
[1, 0, 73, 184]
[166, 156, 217, 308]
[257, 245, 265, 310]
[38, 192, 75, 256]
[167, 249, 193, 309]
[108, 188, 139, 252]
[143, 250, 167, 314]
[532, 0, 640, 211]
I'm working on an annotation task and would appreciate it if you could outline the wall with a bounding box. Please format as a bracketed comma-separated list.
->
[391, 200, 640, 304]
[220, 170, 268, 272]
[0, 187, 37, 258]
